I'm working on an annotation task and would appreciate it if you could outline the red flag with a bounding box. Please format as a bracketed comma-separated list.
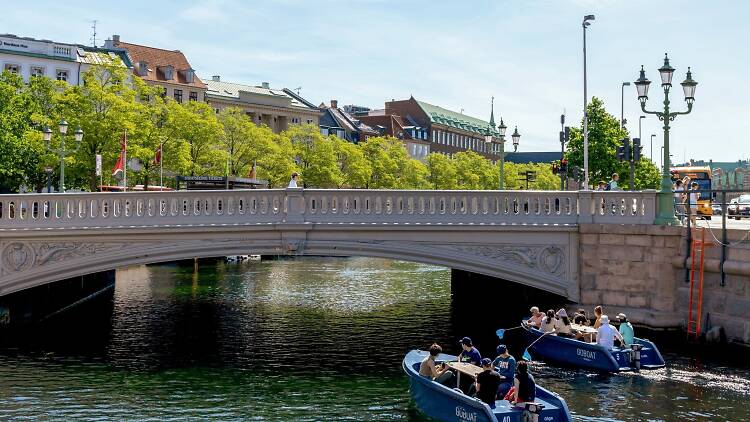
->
[112, 131, 127, 177]
[153, 143, 162, 165]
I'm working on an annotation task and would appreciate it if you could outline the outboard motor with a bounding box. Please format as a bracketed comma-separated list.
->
[629, 343, 643, 370]
[523, 402, 545, 422]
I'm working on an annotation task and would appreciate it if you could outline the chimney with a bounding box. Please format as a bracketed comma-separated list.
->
[212, 75, 220, 82]
[330, 99, 338, 109]
[112, 34, 120, 45]
[261, 82, 270, 89]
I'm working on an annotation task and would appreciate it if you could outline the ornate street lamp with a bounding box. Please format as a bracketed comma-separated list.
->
[635, 53, 697, 225]
[484, 115, 519, 190]
[43, 119, 83, 192]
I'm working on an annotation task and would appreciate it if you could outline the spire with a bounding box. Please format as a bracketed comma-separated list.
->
[489, 96, 496, 129]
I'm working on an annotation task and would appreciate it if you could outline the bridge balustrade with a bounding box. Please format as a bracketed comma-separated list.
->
[0, 189, 657, 229]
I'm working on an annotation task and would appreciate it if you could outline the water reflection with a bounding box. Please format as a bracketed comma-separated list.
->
[0, 257, 748, 421]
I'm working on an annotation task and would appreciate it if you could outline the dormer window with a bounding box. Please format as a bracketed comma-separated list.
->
[181, 68, 194, 83]
[138, 61, 148, 76]
[161, 65, 174, 80]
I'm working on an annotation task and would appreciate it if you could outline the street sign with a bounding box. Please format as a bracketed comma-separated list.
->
[95, 154, 102, 176]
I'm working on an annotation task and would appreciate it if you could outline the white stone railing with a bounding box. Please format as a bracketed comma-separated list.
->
[0, 189, 657, 230]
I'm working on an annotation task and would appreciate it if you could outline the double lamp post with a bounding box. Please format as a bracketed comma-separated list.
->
[634, 53, 697, 225]
[485, 118, 520, 190]
[42, 119, 83, 193]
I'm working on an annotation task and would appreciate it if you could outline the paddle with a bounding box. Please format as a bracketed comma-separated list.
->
[496, 326, 522, 340]
[521, 331, 554, 362]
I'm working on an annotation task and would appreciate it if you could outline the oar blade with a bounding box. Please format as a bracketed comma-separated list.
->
[522, 349, 532, 361]
[496, 329, 505, 340]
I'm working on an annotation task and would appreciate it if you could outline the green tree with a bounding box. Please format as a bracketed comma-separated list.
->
[401, 158, 430, 189]
[285, 124, 341, 188]
[425, 153, 457, 189]
[360, 136, 412, 189]
[164, 100, 224, 176]
[565, 97, 628, 188]
[332, 137, 371, 188]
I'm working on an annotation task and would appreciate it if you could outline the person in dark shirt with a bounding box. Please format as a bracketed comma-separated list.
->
[458, 337, 482, 366]
[475, 358, 501, 408]
[491, 345, 516, 397]
[573, 309, 589, 326]
[510, 361, 536, 405]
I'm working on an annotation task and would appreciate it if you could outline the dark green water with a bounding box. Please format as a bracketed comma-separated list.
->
[0, 257, 748, 421]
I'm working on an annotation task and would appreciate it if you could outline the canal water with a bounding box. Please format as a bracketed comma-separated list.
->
[1, 257, 748, 421]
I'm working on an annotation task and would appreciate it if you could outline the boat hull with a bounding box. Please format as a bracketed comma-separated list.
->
[522, 325, 665, 372]
[403, 350, 572, 422]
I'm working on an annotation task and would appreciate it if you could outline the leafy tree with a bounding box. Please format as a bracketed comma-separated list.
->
[128, 82, 169, 188]
[164, 100, 224, 176]
[565, 97, 628, 188]
[332, 137, 371, 188]
[401, 158, 430, 189]
[425, 153, 457, 190]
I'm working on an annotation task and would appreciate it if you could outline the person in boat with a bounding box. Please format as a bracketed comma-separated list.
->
[491, 344, 516, 398]
[474, 358, 502, 408]
[458, 337, 482, 366]
[573, 309, 589, 326]
[526, 306, 544, 328]
[596, 315, 624, 350]
[554, 309, 575, 338]
[617, 313, 635, 346]
[510, 360, 536, 406]
[593, 305, 604, 329]
[419, 343, 455, 386]
[540, 309, 556, 333]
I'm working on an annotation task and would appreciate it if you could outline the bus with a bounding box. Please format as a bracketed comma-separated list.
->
[670, 165, 713, 219]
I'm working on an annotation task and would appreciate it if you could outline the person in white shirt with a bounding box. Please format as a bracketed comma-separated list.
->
[540, 309, 556, 333]
[554, 309, 574, 337]
[688, 182, 701, 225]
[596, 315, 624, 350]
[288, 172, 299, 188]
[674, 180, 686, 223]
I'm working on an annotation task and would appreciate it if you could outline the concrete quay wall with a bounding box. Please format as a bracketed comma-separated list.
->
[576, 224, 750, 345]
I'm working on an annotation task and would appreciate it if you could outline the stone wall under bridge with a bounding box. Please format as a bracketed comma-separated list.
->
[577, 224, 750, 346]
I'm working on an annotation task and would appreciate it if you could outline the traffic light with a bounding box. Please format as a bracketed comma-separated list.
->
[552, 163, 559, 175]
[632, 138, 642, 161]
[623, 138, 631, 162]
[560, 158, 568, 173]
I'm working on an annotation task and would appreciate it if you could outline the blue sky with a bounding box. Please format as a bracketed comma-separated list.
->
[2, 0, 748, 162]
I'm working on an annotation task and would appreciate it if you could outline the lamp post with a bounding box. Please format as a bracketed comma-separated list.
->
[42, 119, 83, 193]
[650, 134, 656, 162]
[634, 53, 697, 225]
[44, 167, 53, 193]
[582, 14, 595, 190]
[638, 115, 645, 141]
[621, 82, 631, 128]
[484, 118, 519, 190]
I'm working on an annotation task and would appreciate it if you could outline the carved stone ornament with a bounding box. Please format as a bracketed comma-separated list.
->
[0, 241, 131, 275]
[441, 244, 566, 276]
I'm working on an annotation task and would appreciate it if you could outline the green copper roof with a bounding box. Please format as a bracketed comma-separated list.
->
[416, 100, 498, 136]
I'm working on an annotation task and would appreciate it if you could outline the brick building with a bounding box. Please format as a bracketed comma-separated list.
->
[356, 110, 430, 160]
[105, 35, 206, 103]
[382, 96, 510, 161]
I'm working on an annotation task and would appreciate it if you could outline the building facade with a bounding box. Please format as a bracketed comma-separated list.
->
[318, 100, 378, 143]
[105, 35, 206, 102]
[0, 33, 131, 85]
[356, 111, 430, 160]
[383, 96, 506, 161]
[205, 77, 320, 133]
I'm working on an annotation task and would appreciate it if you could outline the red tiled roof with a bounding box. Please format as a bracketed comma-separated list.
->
[114, 40, 206, 89]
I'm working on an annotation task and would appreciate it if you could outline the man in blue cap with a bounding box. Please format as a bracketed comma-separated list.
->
[491, 344, 516, 397]
[458, 337, 482, 366]
[474, 358, 501, 408]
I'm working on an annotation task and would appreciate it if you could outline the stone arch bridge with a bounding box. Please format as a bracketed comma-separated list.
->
[0, 189, 656, 301]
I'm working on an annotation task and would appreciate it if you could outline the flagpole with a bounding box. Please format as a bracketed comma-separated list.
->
[159, 141, 164, 190]
[123, 129, 128, 190]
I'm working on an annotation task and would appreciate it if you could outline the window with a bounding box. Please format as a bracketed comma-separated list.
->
[307, 119, 313, 124]
[214, 108, 220, 114]
[174, 89, 183, 103]
[55, 69, 68, 81]
[30, 66, 45, 77]
[189, 91, 198, 101]
[4, 63, 20, 74]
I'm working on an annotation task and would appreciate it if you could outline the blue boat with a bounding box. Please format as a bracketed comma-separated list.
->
[403, 350, 573, 422]
[521, 323, 665, 373]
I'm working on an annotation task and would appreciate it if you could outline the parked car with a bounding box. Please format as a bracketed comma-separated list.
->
[728, 194, 750, 220]
[712, 204, 723, 216]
